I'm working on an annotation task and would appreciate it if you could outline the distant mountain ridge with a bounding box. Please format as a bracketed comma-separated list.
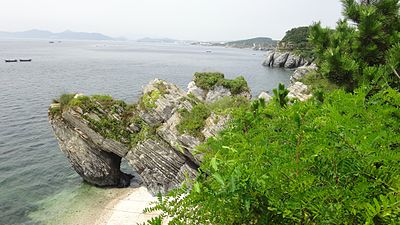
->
[0, 29, 114, 40]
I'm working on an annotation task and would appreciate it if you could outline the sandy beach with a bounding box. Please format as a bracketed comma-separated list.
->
[96, 186, 163, 225]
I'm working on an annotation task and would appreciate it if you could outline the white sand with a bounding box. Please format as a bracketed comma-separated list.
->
[96, 186, 165, 225]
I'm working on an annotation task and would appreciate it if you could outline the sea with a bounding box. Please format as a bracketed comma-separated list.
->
[0, 39, 291, 224]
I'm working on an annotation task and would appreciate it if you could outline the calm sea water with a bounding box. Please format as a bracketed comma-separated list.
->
[0, 39, 291, 224]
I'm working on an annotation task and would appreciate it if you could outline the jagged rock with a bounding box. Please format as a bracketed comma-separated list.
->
[125, 139, 197, 194]
[262, 51, 275, 67]
[61, 110, 130, 157]
[49, 109, 132, 187]
[205, 86, 232, 103]
[156, 112, 202, 164]
[128, 123, 141, 133]
[139, 79, 193, 127]
[272, 52, 289, 67]
[288, 82, 312, 101]
[49, 74, 250, 194]
[202, 113, 230, 139]
[188, 84, 251, 104]
[258, 92, 273, 102]
[263, 50, 309, 69]
[284, 54, 299, 68]
[187, 81, 206, 101]
[290, 64, 318, 84]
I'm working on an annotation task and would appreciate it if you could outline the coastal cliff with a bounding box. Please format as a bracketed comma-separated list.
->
[48, 73, 251, 194]
[262, 50, 310, 69]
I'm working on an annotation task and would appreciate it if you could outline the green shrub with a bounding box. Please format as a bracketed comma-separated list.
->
[177, 103, 211, 140]
[193, 72, 225, 90]
[272, 83, 289, 107]
[300, 70, 340, 93]
[222, 76, 250, 95]
[193, 72, 250, 94]
[146, 87, 400, 224]
[58, 93, 76, 110]
[140, 89, 161, 109]
[208, 96, 250, 115]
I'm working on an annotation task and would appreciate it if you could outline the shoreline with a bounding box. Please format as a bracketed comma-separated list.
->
[96, 186, 163, 225]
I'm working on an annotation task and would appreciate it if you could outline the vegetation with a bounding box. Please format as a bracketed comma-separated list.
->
[177, 103, 211, 140]
[279, 26, 314, 60]
[140, 89, 161, 109]
[193, 72, 250, 95]
[309, 0, 400, 91]
[146, 86, 400, 225]
[272, 83, 289, 107]
[144, 1, 400, 224]
[51, 93, 156, 148]
[176, 96, 250, 140]
[280, 26, 310, 50]
[300, 70, 341, 93]
[224, 37, 277, 49]
[139, 81, 170, 109]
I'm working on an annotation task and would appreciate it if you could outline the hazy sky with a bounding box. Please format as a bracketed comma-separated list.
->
[0, 0, 343, 41]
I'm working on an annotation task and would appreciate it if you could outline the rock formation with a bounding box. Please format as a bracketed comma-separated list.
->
[262, 50, 309, 69]
[48, 74, 251, 194]
[290, 64, 318, 84]
[288, 82, 313, 101]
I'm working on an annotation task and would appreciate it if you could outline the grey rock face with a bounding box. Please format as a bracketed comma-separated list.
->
[139, 79, 192, 127]
[187, 82, 251, 104]
[272, 52, 290, 68]
[49, 110, 132, 187]
[205, 86, 232, 103]
[258, 92, 273, 103]
[262, 51, 275, 67]
[49, 76, 250, 194]
[284, 54, 300, 68]
[125, 139, 197, 194]
[288, 82, 312, 101]
[187, 81, 206, 101]
[202, 113, 230, 140]
[290, 64, 318, 84]
[263, 50, 308, 69]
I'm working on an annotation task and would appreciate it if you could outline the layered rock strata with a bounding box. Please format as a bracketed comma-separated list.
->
[49, 75, 251, 194]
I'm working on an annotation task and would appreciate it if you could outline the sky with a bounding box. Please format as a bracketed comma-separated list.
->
[0, 0, 343, 41]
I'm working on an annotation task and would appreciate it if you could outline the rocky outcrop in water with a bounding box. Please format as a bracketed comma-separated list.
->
[262, 50, 309, 69]
[48, 74, 250, 194]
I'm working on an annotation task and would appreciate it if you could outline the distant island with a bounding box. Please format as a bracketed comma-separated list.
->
[136, 37, 196, 45]
[137, 37, 179, 43]
[191, 37, 278, 51]
[0, 29, 115, 40]
[224, 37, 278, 50]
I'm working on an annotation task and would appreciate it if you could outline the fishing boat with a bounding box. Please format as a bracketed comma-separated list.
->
[19, 59, 32, 62]
[5, 59, 18, 63]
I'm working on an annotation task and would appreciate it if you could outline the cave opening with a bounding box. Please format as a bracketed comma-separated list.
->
[120, 157, 143, 188]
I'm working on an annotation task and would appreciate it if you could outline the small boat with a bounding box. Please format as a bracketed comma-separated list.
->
[205, 50, 212, 53]
[49, 41, 55, 44]
[5, 59, 18, 63]
[19, 59, 32, 62]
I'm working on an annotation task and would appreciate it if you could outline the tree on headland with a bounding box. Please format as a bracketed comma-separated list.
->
[310, 0, 400, 91]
